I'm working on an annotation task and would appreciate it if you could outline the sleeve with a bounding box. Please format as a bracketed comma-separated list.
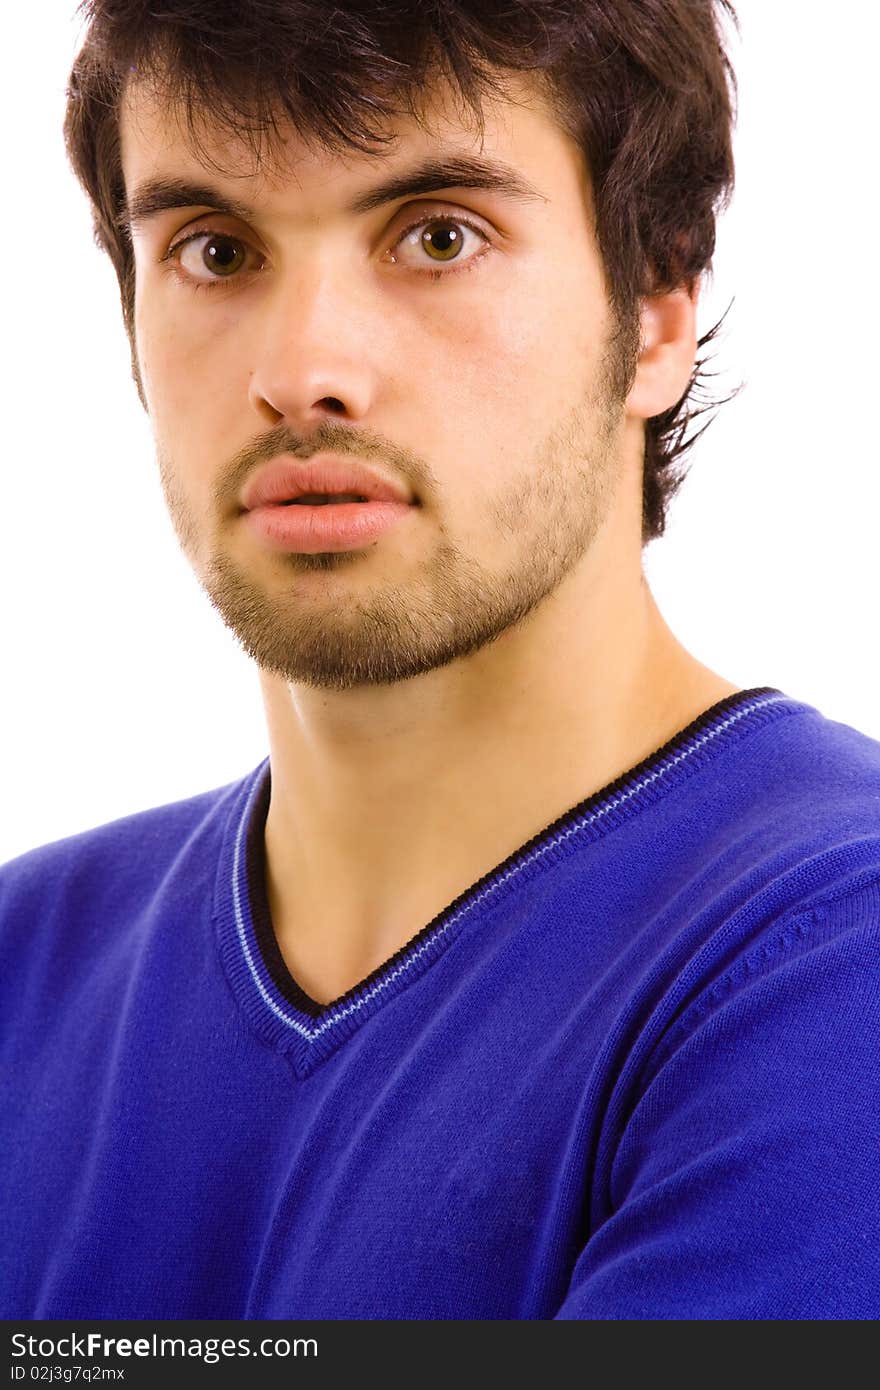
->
[553, 885, 880, 1319]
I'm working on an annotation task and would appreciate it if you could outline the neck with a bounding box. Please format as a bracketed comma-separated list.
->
[258, 555, 739, 1005]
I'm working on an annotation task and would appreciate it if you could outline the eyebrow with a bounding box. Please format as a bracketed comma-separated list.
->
[123, 154, 549, 231]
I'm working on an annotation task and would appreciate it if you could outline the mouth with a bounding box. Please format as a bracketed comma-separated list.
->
[279, 493, 370, 506]
[243, 490, 414, 553]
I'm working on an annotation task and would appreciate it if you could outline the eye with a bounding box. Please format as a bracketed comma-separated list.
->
[387, 212, 491, 278]
[161, 207, 492, 293]
[163, 231, 265, 289]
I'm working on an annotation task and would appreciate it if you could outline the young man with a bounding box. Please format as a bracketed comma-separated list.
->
[1, 1, 878, 1320]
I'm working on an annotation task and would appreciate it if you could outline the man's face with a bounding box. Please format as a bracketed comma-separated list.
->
[119, 71, 640, 692]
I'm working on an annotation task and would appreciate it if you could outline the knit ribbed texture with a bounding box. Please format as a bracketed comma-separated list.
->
[2, 685, 879, 1318]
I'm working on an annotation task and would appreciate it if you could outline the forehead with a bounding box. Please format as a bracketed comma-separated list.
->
[118, 68, 589, 219]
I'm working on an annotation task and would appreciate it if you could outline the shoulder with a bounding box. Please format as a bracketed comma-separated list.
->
[0, 762, 263, 919]
[678, 692, 880, 928]
[743, 693, 880, 812]
[609, 696, 880, 1163]
[582, 694, 880, 1156]
[662, 692, 880, 1031]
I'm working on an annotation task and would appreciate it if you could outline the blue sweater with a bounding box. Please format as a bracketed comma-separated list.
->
[2, 686, 879, 1320]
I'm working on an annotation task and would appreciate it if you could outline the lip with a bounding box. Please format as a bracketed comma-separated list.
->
[243, 497, 414, 553]
[239, 453, 413, 511]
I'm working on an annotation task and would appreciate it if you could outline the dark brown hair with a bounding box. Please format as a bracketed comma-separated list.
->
[63, 0, 742, 545]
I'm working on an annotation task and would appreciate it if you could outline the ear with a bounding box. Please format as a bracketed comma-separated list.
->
[625, 278, 700, 421]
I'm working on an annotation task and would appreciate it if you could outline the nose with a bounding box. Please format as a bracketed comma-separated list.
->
[247, 259, 383, 430]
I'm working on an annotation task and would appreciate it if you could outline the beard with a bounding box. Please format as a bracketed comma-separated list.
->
[153, 316, 638, 694]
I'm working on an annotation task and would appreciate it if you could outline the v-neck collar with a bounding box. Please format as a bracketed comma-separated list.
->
[212, 686, 805, 1076]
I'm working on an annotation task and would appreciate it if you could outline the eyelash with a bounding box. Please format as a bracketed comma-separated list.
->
[161, 209, 492, 294]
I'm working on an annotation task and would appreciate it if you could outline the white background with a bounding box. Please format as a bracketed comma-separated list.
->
[2, 2, 877, 860]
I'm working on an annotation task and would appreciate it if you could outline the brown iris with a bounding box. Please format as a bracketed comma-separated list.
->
[420, 222, 463, 262]
[201, 236, 246, 276]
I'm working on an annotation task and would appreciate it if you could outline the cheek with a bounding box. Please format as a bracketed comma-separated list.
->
[431, 256, 597, 434]
[135, 302, 245, 519]
[135, 284, 246, 424]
